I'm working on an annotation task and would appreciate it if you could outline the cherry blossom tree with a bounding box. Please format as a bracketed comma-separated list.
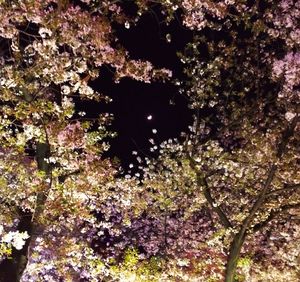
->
[1, 0, 299, 281]
[105, 0, 299, 281]
[0, 1, 170, 281]
[175, 1, 300, 280]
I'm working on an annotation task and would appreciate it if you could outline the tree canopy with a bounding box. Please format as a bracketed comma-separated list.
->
[0, 0, 299, 281]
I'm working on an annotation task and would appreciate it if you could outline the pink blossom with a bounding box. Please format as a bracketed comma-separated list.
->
[57, 122, 86, 149]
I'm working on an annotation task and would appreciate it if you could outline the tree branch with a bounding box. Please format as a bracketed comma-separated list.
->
[225, 114, 299, 282]
[253, 202, 300, 232]
[266, 183, 300, 197]
[188, 156, 232, 229]
[277, 115, 299, 158]
[240, 114, 299, 230]
[58, 169, 82, 183]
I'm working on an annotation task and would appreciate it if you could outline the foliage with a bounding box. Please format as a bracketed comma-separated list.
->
[112, 0, 300, 281]
[0, 0, 299, 281]
[0, 0, 169, 280]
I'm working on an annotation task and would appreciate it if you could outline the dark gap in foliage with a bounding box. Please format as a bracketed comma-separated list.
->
[83, 14, 194, 166]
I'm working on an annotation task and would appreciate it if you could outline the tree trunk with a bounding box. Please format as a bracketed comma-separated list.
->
[0, 209, 33, 282]
[0, 143, 50, 282]
[224, 116, 298, 281]
[225, 230, 247, 282]
[224, 165, 277, 282]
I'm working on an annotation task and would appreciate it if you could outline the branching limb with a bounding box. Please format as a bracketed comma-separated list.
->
[253, 202, 300, 232]
[225, 114, 299, 282]
[266, 183, 300, 197]
[188, 155, 232, 229]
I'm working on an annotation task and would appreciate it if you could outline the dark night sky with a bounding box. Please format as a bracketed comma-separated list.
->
[82, 9, 194, 167]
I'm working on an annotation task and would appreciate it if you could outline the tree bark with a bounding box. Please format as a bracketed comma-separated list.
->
[0, 209, 33, 282]
[225, 230, 247, 282]
[0, 142, 50, 282]
[224, 115, 298, 282]
[188, 156, 232, 229]
[225, 165, 277, 282]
